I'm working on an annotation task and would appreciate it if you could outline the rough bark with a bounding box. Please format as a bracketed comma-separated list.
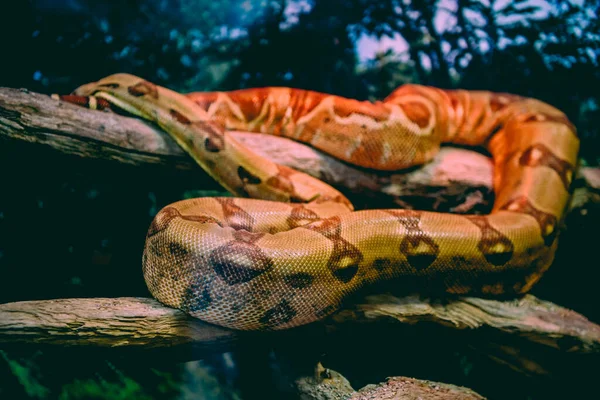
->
[331, 294, 600, 354]
[1, 295, 598, 353]
[350, 377, 486, 400]
[295, 364, 486, 399]
[6, 294, 596, 393]
[0, 297, 237, 356]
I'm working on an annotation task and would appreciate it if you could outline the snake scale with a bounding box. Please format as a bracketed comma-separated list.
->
[54, 73, 579, 331]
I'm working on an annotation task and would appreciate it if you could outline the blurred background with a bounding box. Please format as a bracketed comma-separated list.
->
[1, 0, 598, 160]
[0, 1, 598, 399]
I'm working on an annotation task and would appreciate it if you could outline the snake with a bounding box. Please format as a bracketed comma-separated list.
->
[53, 73, 579, 331]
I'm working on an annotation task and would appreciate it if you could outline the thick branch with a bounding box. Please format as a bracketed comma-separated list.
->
[326, 294, 600, 376]
[1, 295, 597, 354]
[332, 294, 600, 353]
[0, 297, 237, 354]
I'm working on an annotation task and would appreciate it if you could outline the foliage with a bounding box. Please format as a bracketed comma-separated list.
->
[1, 0, 597, 161]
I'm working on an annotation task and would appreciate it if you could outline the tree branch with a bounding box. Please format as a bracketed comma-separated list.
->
[332, 294, 600, 353]
[1, 294, 597, 357]
[0, 297, 237, 354]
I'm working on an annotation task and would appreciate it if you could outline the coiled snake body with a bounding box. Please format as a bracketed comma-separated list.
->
[57, 74, 579, 330]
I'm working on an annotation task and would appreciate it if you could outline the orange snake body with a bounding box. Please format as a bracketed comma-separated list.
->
[57, 74, 579, 330]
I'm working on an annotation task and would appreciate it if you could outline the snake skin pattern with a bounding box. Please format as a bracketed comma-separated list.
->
[55, 73, 579, 330]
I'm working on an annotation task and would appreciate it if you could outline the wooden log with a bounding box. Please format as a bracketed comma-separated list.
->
[2, 293, 597, 379]
[5, 296, 595, 396]
[1, 295, 597, 354]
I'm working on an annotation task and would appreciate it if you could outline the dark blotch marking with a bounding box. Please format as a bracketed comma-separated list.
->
[400, 236, 440, 271]
[98, 82, 120, 89]
[304, 216, 342, 239]
[179, 214, 222, 227]
[304, 216, 363, 283]
[451, 255, 472, 269]
[267, 165, 301, 200]
[484, 251, 513, 267]
[168, 242, 188, 257]
[386, 210, 440, 270]
[148, 206, 222, 237]
[210, 241, 272, 285]
[489, 123, 504, 137]
[179, 279, 213, 313]
[146, 241, 164, 258]
[203, 138, 220, 152]
[215, 198, 255, 231]
[259, 299, 297, 327]
[227, 88, 270, 121]
[373, 258, 392, 272]
[170, 109, 192, 125]
[238, 166, 262, 185]
[233, 230, 265, 243]
[127, 80, 159, 98]
[56, 94, 111, 111]
[191, 120, 225, 152]
[190, 92, 219, 112]
[519, 143, 575, 190]
[467, 216, 515, 266]
[329, 241, 363, 283]
[266, 174, 295, 197]
[287, 205, 319, 229]
[500, 197, 558, 246]
[284, 272, 315, 289]
[290, 89, 329, 121]
[147, 207, 181, 237]
[332, 265, 359, 283]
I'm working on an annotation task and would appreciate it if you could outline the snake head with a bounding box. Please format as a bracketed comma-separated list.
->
[72, 73, 141, 96]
